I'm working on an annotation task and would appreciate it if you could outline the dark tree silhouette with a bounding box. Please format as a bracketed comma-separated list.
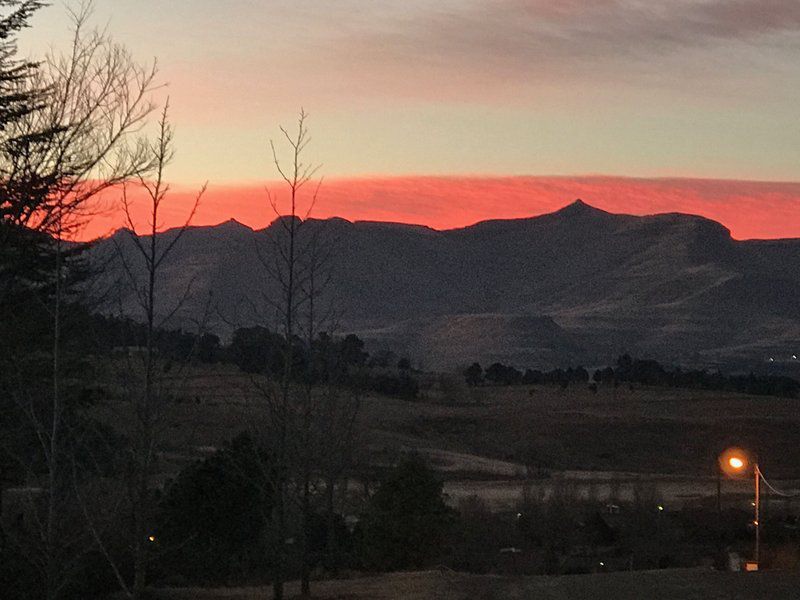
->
[156, 434, 274, 584]
[1, 4, 159, 599]
[464, 362, 484, 386]
[359, 455, 456, 571]
[484, 362, 522, 385]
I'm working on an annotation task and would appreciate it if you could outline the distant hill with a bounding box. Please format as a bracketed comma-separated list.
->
[354, 313, 582, 371]
[91, 200, 800, 370]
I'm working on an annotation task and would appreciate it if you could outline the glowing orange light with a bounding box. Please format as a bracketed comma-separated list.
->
[720, 447, 750, 477]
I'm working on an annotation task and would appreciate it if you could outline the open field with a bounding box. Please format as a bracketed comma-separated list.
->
[93, 362, 800, 509]
[152, 568, 800, 600]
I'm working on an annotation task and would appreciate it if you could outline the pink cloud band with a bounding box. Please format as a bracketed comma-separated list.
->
[76, 175, 800, 241]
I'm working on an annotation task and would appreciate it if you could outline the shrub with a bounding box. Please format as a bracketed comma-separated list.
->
[358, 455, 456, 570]
[155, 433, 274, 584]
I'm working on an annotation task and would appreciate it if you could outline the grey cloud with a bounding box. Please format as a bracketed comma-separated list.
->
[335, 0, 800, 81]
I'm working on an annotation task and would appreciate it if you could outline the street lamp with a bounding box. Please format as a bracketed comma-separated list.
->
[719, 448, 760, 568]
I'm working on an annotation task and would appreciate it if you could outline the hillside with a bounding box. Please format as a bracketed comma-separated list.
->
[91, 200, 800, 370]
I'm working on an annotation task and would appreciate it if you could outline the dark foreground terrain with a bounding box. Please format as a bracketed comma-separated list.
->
[151, 568, 800, 600]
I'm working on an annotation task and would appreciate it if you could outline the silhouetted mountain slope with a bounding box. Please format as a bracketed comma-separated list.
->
[92, 200, 800, 369]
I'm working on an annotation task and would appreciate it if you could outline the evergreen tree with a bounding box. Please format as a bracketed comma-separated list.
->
[359, 455, 455, 570]
[0, 0, 52, 302]
[156, 434, 274, 584]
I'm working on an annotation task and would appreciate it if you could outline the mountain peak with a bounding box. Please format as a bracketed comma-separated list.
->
[554, 199, 608, 217]
[212, 218, 252, 232]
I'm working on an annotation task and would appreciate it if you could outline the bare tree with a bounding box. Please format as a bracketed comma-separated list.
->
[97, 100, 205, 599]
[255, 109, 320, 600]
[250, 109, 362, 599]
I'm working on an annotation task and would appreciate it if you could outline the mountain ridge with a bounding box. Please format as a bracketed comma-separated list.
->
[103, 199, 745, 241]
[93, 200, 800, 370]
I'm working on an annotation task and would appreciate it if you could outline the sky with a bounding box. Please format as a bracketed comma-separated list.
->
[19, 1, 800, 239]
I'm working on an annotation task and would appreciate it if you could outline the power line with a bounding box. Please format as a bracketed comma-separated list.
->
[759, 471, 800, 498]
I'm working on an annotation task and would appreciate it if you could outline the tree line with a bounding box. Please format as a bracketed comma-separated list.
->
[81, 314, 420, 399]
[464, 362, 590, 388]
[464, 354, 800, 398]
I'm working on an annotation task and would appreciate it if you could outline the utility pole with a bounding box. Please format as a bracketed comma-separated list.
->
[755, 463, 761, 566]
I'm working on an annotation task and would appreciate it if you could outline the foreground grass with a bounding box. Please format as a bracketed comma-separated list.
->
[151, 568, 800, 600]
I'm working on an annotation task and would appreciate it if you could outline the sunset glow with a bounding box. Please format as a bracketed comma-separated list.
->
[77, 175, 800, 242]
[19, 1, 800, 242]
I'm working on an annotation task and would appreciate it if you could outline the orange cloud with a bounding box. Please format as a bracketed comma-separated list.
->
[75, 176, 800, 242]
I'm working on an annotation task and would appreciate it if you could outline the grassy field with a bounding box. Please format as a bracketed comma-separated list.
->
[152, 568, 800, 600]
[93, 362, 800, 507]
[384, 382, 800, 477]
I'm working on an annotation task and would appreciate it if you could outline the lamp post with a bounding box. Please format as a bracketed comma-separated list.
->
[754, 463, 761, 565]
[719, 448, 760, 568]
